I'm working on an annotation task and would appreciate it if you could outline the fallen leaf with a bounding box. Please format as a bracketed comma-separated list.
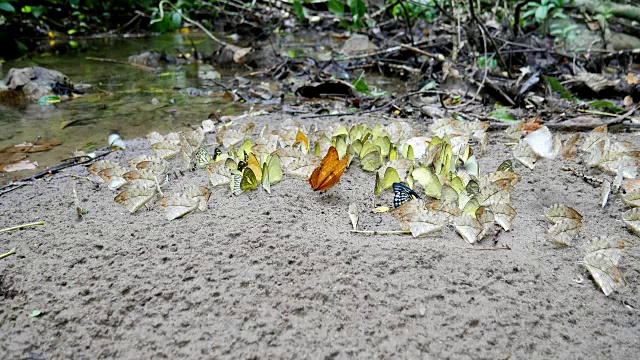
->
[2, 159, 38, 172]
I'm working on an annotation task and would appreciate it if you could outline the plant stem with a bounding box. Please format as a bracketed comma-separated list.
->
[0, 249, 16, 259]
[0, 221, 45, 233]
[350, 229, 411, 235]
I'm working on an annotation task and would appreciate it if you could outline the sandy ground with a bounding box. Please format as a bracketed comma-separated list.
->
[1, 114, 639, 359]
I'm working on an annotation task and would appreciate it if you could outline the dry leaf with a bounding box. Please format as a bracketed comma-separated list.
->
[623, 95, 634, 107]
[2, 159, 38, 172]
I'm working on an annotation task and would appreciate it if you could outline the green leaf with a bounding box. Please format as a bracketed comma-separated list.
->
[535, 5, 549, 21]
[488, 108, 518, 123]
[0, 2, 15, 12]
[67, 29, 78, 35]
[347, 0, 366, 28]
[32, 5, 44, 18]
[293, 0, 306, 22]
[170, 11, 181, 29]
[21, 6, 31, 13]
[588, 100, 621, 113]
[544, 75, 572, 100]
[36, 95, 61, 105]
[352, 72, 369, 94]
[328, 0, 345, 16]
[477, 56, 497, 69]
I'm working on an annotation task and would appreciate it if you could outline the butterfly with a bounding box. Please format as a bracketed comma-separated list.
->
[392, 182, 421, 208]
[497, 159, 513, 172]
[309, 146, 348, 191]
[192, 148, 213, 170]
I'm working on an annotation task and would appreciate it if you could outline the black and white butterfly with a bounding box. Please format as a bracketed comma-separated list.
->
[393, 182, 421, 208]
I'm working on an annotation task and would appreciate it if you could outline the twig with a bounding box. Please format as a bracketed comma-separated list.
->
[448, 23, 489, 109]
[0, 183, 29, 197]
[0, 151, 113, 193]
[398, 1, 415, 45]
[86, 57, 156, 72]
[453, 246, 512, 251]
[350, 229, 412, 235]
[468, 0, 512, 78]
[108, 11, 143, 34]
[153, 0, 233, 48]
[399, 44, 445, 61]
[513, 0, 535, 36]
[434, 0, 455, 21]
[339, 39, 431, 61]
[0, 221, 45, 233]
[0, 249, 16, 260]
[301, 90, 444, 119]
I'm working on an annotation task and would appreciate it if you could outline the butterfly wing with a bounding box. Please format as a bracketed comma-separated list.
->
[309, 146, 348, 191]
[392, 182, 421, 208]
[232, 173, 243, 196]
[194, 148, 212, 169]
[240, 168, 258, 192]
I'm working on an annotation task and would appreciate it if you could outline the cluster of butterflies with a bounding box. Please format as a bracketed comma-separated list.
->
[89, 118, 496, 222]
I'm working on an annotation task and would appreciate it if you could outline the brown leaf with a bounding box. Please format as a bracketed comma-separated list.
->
[0, 139, 61, 154]
[1, 159, 38, 172]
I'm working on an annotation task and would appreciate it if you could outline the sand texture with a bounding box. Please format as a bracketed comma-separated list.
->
[1, 114, 639, 359]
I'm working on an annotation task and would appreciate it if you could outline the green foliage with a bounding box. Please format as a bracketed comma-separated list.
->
[347, 0, 366, 29]
[327, 0, 344, 16]
[549, 23, 578, 50]
[477, 56, 497, 69]
[522, 0, 571, 27]
[544, 75, 572, 100]
[588, 100, 622, 113]
[488, 108, 518, 123]
[390, 0, 437, 24]
[0, 1, 15, 13]
[352, 72, 369, 94]
[293, 0, 306, 22]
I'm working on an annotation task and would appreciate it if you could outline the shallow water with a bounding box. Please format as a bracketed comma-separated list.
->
[0, 33, 405, 185]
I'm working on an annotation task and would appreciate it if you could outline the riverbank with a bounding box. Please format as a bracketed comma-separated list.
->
[1, 113, 639, 358]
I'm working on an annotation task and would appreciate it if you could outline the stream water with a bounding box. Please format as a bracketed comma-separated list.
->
[0, 33, 405, 185]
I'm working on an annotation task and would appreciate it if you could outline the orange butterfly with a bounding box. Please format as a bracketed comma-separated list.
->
[309, 146, 348, 191]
